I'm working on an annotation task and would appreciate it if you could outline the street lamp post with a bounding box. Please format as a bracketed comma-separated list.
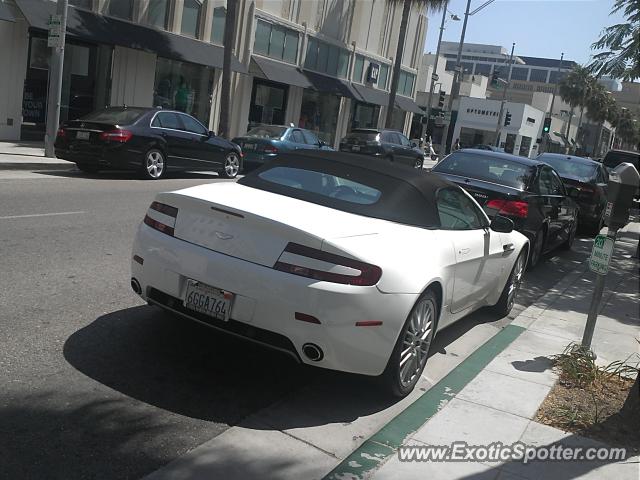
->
[494, 43, 516, 147]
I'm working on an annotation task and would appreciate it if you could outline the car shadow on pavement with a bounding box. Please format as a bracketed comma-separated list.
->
[37, 169, 226, 180]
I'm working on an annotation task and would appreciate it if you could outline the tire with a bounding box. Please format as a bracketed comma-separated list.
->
[414, 158, 424, 169]
[76, 163, 99, 174]
[561, 218, 578, 250]
[493, 249, 527, 317]
[382, 289, 438, 397]
[140, 148, 166, 180]
[220, 151, 241, 179]
[527, 228, 545, 270]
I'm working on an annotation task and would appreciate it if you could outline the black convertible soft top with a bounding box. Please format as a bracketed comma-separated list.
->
[238, 150, 458, 228]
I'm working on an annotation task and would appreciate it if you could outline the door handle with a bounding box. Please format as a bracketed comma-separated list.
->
[459, 248, 471, 255]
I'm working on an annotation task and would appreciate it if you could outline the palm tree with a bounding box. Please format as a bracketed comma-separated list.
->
[385, 0, 447, 128]
[585, 83, 616, 156]
[218, 0, 238, 138]
[588, 0, 640, 80]
[614, 108, 640, 147]
[559, 66, 593, 148]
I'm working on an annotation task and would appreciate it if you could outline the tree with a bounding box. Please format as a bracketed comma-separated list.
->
[218, 0, 238, 138]
[588, 0, 640, 81]
[584, 83, 616, 156]
[385, 0, 447, 128]
[559, 66, 594, 148]
[613, 108, 640, 147]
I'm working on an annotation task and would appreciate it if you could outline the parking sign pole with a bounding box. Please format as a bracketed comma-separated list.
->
[581, 227, 617, 350]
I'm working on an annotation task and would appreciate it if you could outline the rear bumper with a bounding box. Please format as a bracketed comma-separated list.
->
[55, 143, 141, 169]
[131, 223, 417, 376]
[242, 151, 278, 168]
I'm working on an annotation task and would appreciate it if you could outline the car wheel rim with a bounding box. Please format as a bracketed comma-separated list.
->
[507, 254, 525, 308]
[399, 298, 434, 388]
[225, 153, 240, 177]
[415, 159, 422, 169]
[146, 151, 164, 178]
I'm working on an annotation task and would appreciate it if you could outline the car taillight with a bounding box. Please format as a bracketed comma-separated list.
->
[56, 128, 66, 138]
[100, 129, 133, 143]
[486, 199, 529, 218]
[263, 145, 278, 154]
[143, 201, 178, 236]
[274, 242, 382, 286]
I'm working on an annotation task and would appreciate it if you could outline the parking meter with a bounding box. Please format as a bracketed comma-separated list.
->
[604, 162, 640, 230]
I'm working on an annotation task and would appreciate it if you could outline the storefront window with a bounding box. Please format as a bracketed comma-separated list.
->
[305, 38, 350, 78]
[253, 19, 299, 64]
[397, 71, 415, 97]
[210, 6, 226, 45]
[105, 0, 133, 20]
[147, 0, 169, 29]
[390, 108, 405, 131]
[153, 57, 214, 126]
[378, 63, 389, 90]
[519, 136, 532, 156]
[248, 80, 287, 127]
[181, 0, 203, 38]
[353, 55, 364, 83]
[299, 90, 340, 146]
[350, 102, 380, 130]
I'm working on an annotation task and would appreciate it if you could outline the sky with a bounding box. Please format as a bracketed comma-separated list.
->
[423, 0, 628, 65]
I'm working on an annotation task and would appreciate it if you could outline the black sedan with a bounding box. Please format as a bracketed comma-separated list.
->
[432, 149, 579, 269]
[538, 153, 609, 234]
[339, 129, 424, 169]
[55, 107, 243, 180]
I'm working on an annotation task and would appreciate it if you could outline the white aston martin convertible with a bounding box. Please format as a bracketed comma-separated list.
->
[131, 151, 529, 396]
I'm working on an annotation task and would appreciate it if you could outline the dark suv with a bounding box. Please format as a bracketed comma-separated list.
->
[602, 149, 639, 172]
[339, 129, 424, 169]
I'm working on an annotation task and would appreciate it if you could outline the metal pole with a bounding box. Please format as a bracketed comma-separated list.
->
[581, 227, 617, 349]
[423, 6, 448, 142]
[440, 0, 472, 154]
[494, 42, 515, 147]
[44, 0, 69, 158]
[539, 52, 564, 155]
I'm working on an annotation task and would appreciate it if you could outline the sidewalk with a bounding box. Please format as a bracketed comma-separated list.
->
[0, 141, 70, 170]
[363, 222, 640, 480]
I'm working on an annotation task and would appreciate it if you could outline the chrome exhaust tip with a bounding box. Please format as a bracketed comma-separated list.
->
[302, 343, 324, 362]
[131, 277, 142, 295]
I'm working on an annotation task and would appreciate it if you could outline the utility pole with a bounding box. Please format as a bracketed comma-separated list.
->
[494, 43, 515, 147]
[422, 6, 449, 142]
[539, 52, 564, 154]
[44, 0, 69, 158]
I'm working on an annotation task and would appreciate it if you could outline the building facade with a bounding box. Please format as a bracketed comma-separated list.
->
[0, 0, 428, 146]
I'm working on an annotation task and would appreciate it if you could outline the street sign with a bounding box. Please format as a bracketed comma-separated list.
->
[588, 234, 614, 275]
[47, 14, 62, 48]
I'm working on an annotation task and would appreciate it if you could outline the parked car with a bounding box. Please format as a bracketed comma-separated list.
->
[131, 151, 528, 396]
[471, 144, 504, 152]
[538, 153, 609, 234]
[602, 149, 640, 172]
[55, 107, 242, 180]
[339, 129, 424, 169]
[232, 125, 333, 169]
[432, 149, 579, 269]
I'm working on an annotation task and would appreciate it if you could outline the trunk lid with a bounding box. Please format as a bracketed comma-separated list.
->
[160, 182, 388, 267]
[435, 172, 525, 208]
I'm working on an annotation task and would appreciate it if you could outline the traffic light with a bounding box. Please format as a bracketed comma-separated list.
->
[504, 111, 512, 126]
[543, 117, 552, 133]
[437, 91, 446, 108]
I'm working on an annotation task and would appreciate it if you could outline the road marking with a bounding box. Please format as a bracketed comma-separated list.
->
[0, 211, 86, 220]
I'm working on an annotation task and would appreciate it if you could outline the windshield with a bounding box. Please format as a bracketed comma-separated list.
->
[539, 156, 597, 181]
[81, 108, 146, 125]
[343, 131, 380, 142]
[245, 126, 287, 139]
[433, 152, 535, 190]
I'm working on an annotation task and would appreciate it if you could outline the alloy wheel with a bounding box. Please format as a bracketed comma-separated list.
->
[146, 151, 164, 179]
[398, 297, 435, 388]
[507, 253, 526, 310]
[224, 153, 240, 178]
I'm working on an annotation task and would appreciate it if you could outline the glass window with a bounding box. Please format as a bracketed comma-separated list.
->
[327, 46, 339, 76]
[549, 170, 566, 196]
[317, 42, 329, 72]
[474, 63, 491, 76]
[269, 26, 285, 60]
[378, 63, 389, 90]
[399, 134, 411, 147]
[254, 20, 270, 56]
[249, 80, 287, 125]
[181, 0, 203, 38]
[290, 129, 305, 143]
[299, 90, 340, 145]
[151, 115, 161, 127]
[302, 129, 320, 145]
[511, 67, 529, 81]
[351, 102, 380, 130]
[304, 38, 318, 70]
[549, 71, 567, 84]
[180, 114, 208, 135]
[283, 30, 298, 63]
[147, 0, 169, 29]
[529, 69, 548, 83]
[258, 167, 382, 205]
[437, 188, 485, 230]
[353, 55, 364, 83]
[106, 0, 133, 20]
[382, 132, 400, 144]
[255, 20, 299, 64]
[337, 51, 349, 79]
[157, 112, 182, 130]
[153, 57, 215, 125]
[245, 125, 287, 139]
[538, 155, 598, 182]
[211, 6, 226, 45]
[83, 108, 147, 124]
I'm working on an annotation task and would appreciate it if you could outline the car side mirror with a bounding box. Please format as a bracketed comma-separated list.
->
[490, 215, 514, 233]
[208, 130, 216, 137]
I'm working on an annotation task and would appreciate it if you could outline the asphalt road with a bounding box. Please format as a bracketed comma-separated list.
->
[0, 168, 595, 479]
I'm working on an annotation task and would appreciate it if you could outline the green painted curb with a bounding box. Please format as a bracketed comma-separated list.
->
[323, 324, 525, 480]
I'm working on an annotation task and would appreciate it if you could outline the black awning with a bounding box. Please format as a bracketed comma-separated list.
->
[304, 71, 359, 99]
[352, 84, 389, 107]
[251, 56, 312, 89]
[395, 95, 425, 115]
[14, 0, 246, 72]
[0, 2, 16, 22]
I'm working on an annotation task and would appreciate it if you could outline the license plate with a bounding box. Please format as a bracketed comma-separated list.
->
[243, 143, 256, 151]
[183, 280, 233, 321]
[351, 145, 360, 152]
[76, 131, 90, 140]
